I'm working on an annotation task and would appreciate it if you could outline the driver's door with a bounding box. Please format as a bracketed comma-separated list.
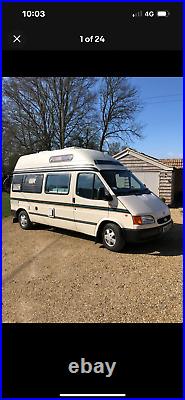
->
[74, 172, 109, 236]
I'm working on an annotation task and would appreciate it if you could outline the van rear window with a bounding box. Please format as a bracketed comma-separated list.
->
[12, 175, 24, 192]
[22, 174, 44, 193]
[45, 174, 70, 194]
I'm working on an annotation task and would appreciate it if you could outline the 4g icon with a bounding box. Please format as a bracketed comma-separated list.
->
[144, 10, 155, 17]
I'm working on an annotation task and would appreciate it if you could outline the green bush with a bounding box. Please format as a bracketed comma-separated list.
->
[2, 192, 11, 217]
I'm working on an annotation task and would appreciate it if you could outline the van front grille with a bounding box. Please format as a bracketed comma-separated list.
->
[157, 215, 171, 224]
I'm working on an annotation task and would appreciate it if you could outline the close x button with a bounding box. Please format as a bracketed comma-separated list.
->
[13, 34, 21, 43]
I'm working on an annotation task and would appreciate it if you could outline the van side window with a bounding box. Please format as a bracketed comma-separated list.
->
[12, 175, 24, 192]
[22, 174, 44, 193]
[45, 174, 70, 194]
[76, 173, 105, 200]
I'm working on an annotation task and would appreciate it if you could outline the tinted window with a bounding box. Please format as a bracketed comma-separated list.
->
[22, 174, 43, 193]
[95, 160, 122, 166]
[45, 174, 70, 194]
[76, 173, 94, 199]
[12, 174, 24, 192]
[93, 174, 105, 200]
[77, 173, 105, 200]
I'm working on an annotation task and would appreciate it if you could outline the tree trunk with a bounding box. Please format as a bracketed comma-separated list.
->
[60, 107, 65, 148]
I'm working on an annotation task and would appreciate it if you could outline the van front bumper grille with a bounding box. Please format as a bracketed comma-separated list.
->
[157, 215, 171, 224]
[125, 220, 173, 242]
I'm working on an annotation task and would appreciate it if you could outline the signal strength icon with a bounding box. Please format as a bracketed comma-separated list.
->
[132, 10, 143, 18]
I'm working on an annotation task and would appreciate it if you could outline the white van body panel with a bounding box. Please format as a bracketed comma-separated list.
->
[11, 147, 172, 243]
[118, 192, 168, 217]
[95, 213, 133, 236]
[14, 148, 124, 173]
[118, 193, 170, 229]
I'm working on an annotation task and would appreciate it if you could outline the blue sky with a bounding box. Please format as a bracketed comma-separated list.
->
[128, 77, 183, 159]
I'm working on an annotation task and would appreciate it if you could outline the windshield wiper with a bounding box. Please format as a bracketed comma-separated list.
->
[130, 188, 151, 195]
[125, 188, 151, 195]
[113, 188, 151, 196]
[129, 189, 143, 195]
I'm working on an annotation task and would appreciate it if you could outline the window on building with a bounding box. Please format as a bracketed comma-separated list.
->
[45, 174, 70, 194]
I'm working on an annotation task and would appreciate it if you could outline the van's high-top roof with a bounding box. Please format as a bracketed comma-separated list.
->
[14, 147, 126, 173]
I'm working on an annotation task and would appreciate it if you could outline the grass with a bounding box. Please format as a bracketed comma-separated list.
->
[2, 192, 11, 218]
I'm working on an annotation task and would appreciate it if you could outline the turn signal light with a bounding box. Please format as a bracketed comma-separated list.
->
[132, 216, 142, 225]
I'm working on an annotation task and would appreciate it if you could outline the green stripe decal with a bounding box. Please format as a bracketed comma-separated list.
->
[11, 197, 130, 214]
[29, 212, 96, 226]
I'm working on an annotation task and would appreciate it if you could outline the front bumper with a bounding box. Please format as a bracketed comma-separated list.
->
[125, 220, 173, 243]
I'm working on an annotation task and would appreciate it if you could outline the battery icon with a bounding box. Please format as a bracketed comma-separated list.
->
[157, 11, 169, 17]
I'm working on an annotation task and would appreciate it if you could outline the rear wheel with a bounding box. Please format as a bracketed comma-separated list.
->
[18, 210, 32, 230]
[102, 223, 125, 252]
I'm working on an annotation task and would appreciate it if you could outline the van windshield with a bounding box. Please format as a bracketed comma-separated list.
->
[101, 170, 151, 196]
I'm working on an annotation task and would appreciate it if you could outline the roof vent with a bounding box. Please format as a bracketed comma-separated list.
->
[49, 154, 73, 163]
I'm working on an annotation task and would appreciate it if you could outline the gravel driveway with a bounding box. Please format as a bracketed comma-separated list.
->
[3, 209, 182, 323]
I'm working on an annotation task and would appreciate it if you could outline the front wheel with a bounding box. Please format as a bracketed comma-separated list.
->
[102, 223, 125, 252]
[18, 210, 32, 230]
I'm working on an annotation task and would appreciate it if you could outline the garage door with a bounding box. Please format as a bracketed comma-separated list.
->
[133, 172, 160, 195]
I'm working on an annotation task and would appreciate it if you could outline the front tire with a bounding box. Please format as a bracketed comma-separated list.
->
[102, 223, 125, 252]
[18, 210, 32, 230]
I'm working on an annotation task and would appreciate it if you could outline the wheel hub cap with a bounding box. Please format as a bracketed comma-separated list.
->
[20, 214, 27, 227]
[104, 228, 116, 247]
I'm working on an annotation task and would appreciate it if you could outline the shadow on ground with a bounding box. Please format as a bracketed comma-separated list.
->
[125, 223, 182, 257]
[33, 222, 182, 257]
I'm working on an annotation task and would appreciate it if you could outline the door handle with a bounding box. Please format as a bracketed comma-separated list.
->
[72, 197, 75, 203]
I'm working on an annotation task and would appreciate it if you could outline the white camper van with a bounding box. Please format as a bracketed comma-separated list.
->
[10, 148, 173, 252]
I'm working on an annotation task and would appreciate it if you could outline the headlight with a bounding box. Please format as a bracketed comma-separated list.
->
[133, 215, 155, 225]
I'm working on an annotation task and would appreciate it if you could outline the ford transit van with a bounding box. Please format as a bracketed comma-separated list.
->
[10, 147, 173, 252]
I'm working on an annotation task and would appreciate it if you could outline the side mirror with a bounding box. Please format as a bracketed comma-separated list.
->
[104, 192, 113, 202]
[97, 187, 113, 202]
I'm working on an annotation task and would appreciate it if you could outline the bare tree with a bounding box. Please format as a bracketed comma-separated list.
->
[98, 77, 143, 151]
[108, 142, 126, 156]
[3, 77, 97, 151]
[3, 77, 143, 175]
[2, 116, 25, 176]
[43, 77, 97, 148]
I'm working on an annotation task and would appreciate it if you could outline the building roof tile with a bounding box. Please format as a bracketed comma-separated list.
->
[159, 159, 183, 168]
